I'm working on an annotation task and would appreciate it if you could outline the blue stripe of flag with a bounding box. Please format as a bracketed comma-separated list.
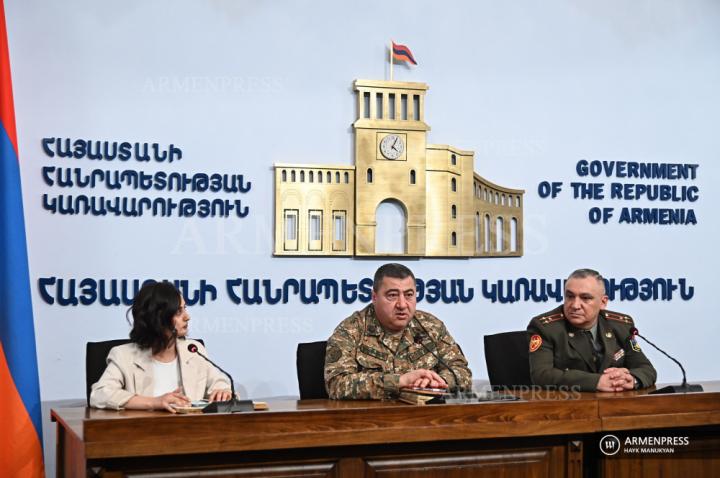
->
[0, 121, 42, 439]
[392, 44, 417, 65]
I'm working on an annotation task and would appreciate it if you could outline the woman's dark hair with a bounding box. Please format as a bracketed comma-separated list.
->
[128, 282, 182, 354]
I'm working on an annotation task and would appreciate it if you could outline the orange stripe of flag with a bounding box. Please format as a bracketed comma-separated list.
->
[0, 343, 44, 477]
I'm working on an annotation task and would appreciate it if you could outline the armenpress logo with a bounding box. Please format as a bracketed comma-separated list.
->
[599, 434, 621, 456]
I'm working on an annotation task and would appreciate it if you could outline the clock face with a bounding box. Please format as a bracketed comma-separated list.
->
[379, 134, 405, 160]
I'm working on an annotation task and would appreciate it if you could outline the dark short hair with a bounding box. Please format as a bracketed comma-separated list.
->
[567, 268, 606, 294]
[128, 282, 182, 354]
[373, 263, 415, 291]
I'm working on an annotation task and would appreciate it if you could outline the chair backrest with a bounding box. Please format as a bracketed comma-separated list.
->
[296, 341, 328, 399]
[86, 339, 132, 405]
[86, 338, 204, 405]
[483, 331, 533, 388]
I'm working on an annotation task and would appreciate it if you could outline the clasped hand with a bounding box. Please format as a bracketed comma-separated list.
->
[399, 369, 448, 389]
[596, 367, 635, 392]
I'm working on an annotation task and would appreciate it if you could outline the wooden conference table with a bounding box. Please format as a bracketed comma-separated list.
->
[52, 382, 720, 477]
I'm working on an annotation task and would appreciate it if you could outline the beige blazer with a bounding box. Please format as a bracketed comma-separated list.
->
[89, 337, 231, 410]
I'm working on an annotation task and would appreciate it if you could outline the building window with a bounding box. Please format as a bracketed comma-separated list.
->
[413, 95, 420, 120]
[281, 170, 287, 182]
[300, 171, 305, 182]
[511, 217, 518, 252]
[291, 170, 296, 182]
[451, 154, 456, 166]
[318, 171, 323, 183]
[333, 210, 346, 251]
[335, 172, 340, 183]
[496, 217, 504, 252]
[401, 94, 408, 120]
[327, 171, 332, 183]
[451, 231, 457, 247]
[410, 169, 416, 185]
[451, 204, 457, 219]
[344, 172, 349, 183]
[367, 168, 373, 183]
[451, 177, 456, 192]
[484, 214, 490, 252]
[308, 210, 322, 251]
[283, 209, 298, 251]
[363, 92, 370, 119]
[376, 93, 383, 119]
[475, 212, 481, 252]
[389, 93, 396, 119]
[309, 171, 314, 183]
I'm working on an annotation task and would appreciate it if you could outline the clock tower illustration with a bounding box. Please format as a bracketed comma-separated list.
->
[274, 52, 524, 258]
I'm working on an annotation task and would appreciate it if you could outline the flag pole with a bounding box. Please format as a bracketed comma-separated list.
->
[389, 40, 394, 81]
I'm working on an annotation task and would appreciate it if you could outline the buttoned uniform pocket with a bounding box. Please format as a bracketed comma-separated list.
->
[557, 349, 587, 371]
[356, 354, 386, 372]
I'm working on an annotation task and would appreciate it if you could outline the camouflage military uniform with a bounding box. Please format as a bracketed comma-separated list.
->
[527, 305, 657, 392]
[324, 304, 472, 400]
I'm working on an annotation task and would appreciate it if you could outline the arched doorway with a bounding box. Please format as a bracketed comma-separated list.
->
[375, 199, 407, 254]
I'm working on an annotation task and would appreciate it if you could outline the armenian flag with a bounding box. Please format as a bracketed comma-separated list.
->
[0, 1, 45, 476]
[392, 41, 417, 65]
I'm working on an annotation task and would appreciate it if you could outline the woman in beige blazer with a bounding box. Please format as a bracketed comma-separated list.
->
[90, 282, 232, 412]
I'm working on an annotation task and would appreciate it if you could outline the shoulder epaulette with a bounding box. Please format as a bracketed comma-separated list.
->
[604, 310, 634, 325]
[538, 312, 564, 326]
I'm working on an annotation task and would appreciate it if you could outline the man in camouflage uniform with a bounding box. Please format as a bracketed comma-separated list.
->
[528, 269, 656, 392]
[324, 263, 472, 400]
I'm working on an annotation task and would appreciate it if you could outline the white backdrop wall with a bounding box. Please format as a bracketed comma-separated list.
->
[6, 0, 720, 410]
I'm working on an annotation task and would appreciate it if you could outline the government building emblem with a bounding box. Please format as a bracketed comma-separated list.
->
[273, 78, 524, 258]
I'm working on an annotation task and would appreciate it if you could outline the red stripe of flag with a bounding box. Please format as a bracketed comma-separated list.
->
[0, 0, 45, 476]
[392, 41, 417, 66]
[0, 0, 15, 152]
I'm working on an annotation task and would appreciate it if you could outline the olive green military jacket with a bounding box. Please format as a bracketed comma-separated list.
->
[324, 305, 472, 400]
[527, 306, 657, 392]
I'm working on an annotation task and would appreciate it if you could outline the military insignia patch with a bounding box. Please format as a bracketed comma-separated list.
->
[407, 349, 430, 362]
[613, 349, 625, 362]
[529, 334, 542, 352]
[326, 344, 342, 364]
[359, 344, 388, 360]
[605, 311, 633, 325]
[538, 313, 564, 325]
[630, 338, 642, 352]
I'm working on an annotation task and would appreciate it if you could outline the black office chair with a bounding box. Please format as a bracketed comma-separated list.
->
[483, 331, 533, 389]
[86, 338, 203, 405]
[296, 341, 328, 399]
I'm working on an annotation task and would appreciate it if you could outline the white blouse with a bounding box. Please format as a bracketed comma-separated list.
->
[152, 357, 181, 397]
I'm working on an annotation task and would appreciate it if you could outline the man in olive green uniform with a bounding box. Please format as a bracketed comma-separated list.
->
[325, 263, 472, 400]
[528, 269, 656, 392]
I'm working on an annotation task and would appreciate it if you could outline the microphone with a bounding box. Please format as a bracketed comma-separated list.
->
[412, 320, 476, 401]
[186, 342, 254, 413]
[413, 333, 461, 392]
[628, 327, 703, 394]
